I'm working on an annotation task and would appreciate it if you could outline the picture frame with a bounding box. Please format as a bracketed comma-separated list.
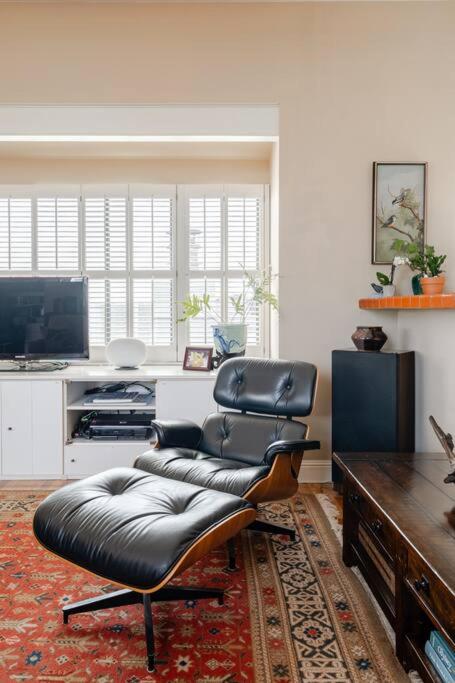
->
[183, 346, 213, 372]
[372, 162, 427, 265]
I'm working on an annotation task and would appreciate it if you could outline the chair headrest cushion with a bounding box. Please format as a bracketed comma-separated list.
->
[214, 357, 317, 417]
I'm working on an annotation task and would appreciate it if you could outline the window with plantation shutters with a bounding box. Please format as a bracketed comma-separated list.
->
[180, 185, 266, 354]
[0, 183, 268, 359]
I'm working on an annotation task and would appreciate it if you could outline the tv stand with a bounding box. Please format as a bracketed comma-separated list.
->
[0, 365, 217, 479]
[0, 360, 69, 372]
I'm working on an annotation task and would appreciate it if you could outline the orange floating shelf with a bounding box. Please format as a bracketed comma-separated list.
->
[359, 293, 455, 310]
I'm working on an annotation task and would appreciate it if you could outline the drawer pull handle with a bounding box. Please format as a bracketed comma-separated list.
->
[414, 575, 430, 594]
[349, 493, 360, 504]
[371, 519, 383, 533]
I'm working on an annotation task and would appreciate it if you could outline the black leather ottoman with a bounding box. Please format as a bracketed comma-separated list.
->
[33, 467, 255, 671]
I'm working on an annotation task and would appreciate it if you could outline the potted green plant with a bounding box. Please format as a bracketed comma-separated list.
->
[392, 240, 447, 295]
[178, 269, 278, 361]
[419, 245, 447, 295]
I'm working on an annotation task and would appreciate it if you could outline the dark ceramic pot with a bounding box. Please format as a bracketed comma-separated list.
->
[412, 273, 423, 295]
[351, 326, 387, 352]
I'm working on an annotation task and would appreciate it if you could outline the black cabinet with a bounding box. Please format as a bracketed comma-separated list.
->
[332, 350, 415, 488]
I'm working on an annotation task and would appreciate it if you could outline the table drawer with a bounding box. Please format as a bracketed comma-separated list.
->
[406, 549, 455, 639]
[345, 481, 395, 559]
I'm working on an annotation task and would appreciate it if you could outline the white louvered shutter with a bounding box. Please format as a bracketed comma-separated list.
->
[189, 278, 222, 344]
[88, 278, 127, 346]
[0, 197, 32, 271]
[189, 197, 222, 271]
[37, 196, 79, 271]
[84, 196, 127, 271]
[227, 196, 260, 270]
[227, 277, 260, 345]
[133, 279, 174, 346]
[132, 196, 173, 270]
[226, 190, 262, 345]
[182, 185, 265, 350]
[130, 187, 176, 353]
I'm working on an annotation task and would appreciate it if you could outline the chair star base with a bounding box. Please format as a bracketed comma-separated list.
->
[248, 519, 296, 542]
[62, 585, 224, 672]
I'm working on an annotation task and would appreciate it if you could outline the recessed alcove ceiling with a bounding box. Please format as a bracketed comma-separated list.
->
[0, 140, 273, 161]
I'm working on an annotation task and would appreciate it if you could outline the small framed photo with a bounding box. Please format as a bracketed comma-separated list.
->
[183, 346, 213, 372]
[372, 162, 427, 265]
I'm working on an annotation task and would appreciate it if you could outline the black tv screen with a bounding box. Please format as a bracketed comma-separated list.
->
[0, 277, 89, 360]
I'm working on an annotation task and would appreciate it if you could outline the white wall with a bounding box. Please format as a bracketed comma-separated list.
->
[0, 1, 454, 465]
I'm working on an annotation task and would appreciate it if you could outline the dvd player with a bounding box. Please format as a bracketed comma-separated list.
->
[74, 413, 156, 441]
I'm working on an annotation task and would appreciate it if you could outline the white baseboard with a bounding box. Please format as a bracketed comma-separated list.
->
[298, 459, 332, 484]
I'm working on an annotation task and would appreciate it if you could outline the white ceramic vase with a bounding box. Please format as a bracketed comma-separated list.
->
[212, 323, 247, 356]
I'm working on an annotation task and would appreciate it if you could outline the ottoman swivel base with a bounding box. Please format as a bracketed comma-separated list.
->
[33, 468, 255, 671]
[63, 585, 224, 671]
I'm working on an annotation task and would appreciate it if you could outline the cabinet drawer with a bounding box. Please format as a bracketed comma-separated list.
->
[406, 549, 455, 639]
[64, 443, 151, 477]
[345, 481, 395, 559]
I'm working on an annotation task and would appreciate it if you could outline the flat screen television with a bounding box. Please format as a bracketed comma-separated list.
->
[0, 277, 89, 360]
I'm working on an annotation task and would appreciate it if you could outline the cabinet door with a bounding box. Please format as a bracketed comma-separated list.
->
[1, 381, 33, 476]
[155, 379, 217, 425]
[32, 381, 63, 476]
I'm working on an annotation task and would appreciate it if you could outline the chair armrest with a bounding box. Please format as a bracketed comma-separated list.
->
[263, 439, 320, 466]
[152, 419, 203, 449]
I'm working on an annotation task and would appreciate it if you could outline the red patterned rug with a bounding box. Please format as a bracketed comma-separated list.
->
[0, 489, 407, 682]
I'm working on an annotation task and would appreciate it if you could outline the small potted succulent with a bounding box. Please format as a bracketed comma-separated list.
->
[392, 240, 447, 295]
[419, 245, 447, 295]
[178, 268, 278, 364]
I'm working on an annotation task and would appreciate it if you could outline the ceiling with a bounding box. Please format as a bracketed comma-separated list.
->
[0, 140, 272, 161]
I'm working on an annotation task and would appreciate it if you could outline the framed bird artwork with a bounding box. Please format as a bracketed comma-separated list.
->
[372, 162, 427, 264]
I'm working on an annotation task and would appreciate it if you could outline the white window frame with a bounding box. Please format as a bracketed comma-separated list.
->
[177, 184, 269, 359]
[0, 183, 270, 362]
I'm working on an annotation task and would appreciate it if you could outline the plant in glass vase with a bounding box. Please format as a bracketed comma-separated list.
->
[178, 268, 278, 366]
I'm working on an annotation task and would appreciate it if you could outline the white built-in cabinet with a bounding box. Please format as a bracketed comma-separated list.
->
[0, 367, 216, 479]
[1, 381, 63, 477]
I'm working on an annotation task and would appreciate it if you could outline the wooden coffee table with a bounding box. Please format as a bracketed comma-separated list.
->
[333, 451, 455, 683]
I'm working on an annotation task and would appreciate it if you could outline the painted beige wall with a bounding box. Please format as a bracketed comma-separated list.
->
[0, 2, 454, 465]
[0, 157, 269, 184]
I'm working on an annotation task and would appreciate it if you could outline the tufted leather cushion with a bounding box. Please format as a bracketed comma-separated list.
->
[214, 358, 317, 417]
[200, 412, 308, 465]
[135, 448, 270, 497]
[33, 468, 253, 591]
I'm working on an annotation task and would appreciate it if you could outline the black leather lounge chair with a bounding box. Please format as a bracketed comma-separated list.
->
[135, 357, 320, 565]
[33, 468, 256, 671]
